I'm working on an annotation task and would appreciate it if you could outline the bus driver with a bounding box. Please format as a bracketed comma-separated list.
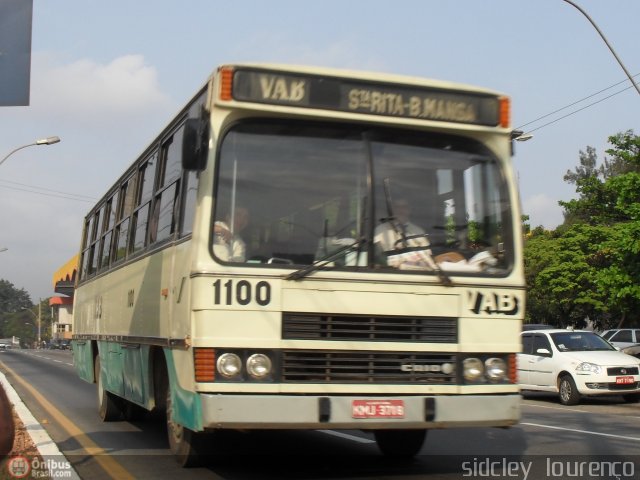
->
[374, 199, 429, 252]
[213, 206, 249, 262]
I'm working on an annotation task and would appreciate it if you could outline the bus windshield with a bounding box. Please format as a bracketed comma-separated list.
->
[213, 121, 513, 276]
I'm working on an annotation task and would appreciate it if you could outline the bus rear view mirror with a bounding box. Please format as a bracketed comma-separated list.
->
[182, 118, 209, 171]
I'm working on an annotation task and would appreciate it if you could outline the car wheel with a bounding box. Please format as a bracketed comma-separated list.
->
[558, 375, 581, 406]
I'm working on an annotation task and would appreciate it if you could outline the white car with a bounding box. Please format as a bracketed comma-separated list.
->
[600, 329, 640, 349]
[518, 329, 640, 405]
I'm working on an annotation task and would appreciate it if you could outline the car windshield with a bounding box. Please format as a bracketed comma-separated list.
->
[212, 121, 514, 277]
[550, 332, 616, 352]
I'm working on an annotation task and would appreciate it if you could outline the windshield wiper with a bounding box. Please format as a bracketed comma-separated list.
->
[285, 238, 364, 281]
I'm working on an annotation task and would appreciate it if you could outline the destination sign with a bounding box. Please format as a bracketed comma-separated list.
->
[231, 68, 500, 126]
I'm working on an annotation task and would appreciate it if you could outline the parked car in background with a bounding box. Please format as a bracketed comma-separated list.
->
[600, 329, 640, 349]
[622, 345, 640, 360]
[523, 323, 555, 331]
[519, 329, 640, 405]
[48, 340, 71, 350]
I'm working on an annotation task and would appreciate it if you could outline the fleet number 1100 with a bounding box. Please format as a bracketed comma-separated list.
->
[213, 279, 272, 306]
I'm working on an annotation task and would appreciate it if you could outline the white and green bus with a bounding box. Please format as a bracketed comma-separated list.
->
[72, 64, 524, 465]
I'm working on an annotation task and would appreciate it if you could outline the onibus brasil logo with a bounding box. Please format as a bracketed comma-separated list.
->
[6, 455, 30, 479]
[6, 455, 73, 478]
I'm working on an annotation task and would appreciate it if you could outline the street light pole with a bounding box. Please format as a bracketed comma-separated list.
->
[0, 136, 61, 168]
[562, 0, 640, 97]
[22, 306, 41, 348]
[38, 300, 42, 348]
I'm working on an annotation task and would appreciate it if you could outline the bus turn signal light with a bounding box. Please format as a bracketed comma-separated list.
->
[219, 67, 234, 101]
[508, 353, 517, 384]
[194, 348, 216, 382]
[499, 96, 510, 128]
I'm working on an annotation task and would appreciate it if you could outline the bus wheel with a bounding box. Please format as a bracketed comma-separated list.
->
[123, 400, 147, 422]
[95, 357, 122, 421]
[166, 383, 203, 467]
[374, 429, 427, 458]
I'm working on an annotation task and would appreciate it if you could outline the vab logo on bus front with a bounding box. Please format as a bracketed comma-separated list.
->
[467, 291, 519, 315]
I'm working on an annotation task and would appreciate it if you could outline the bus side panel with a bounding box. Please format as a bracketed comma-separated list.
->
[98, 341, 125, 396]
[71, 339, 95, 384]
[122, 344, 147, 404]
[169, 239, 193, 341]
[165, 348, 203, 432]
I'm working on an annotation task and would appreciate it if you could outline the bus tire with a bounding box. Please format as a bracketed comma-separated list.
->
[165, 378, 203, 467]
[95, 357, 122, 421]
[123, 400, 147, 422]
[374, 429, 426, 458]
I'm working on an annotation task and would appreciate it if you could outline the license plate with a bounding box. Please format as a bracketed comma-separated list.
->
[352, 400, 405, 419]
[616, 376, 635, 385]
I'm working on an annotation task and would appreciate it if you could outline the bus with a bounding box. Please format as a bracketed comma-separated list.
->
[72, 64, 524, 465]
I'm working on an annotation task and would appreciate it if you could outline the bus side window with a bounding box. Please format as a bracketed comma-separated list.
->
[79, 216, 94, 280]
[89, 207, 104, 274]
[114, 174, 137, 262]
[180, 170, 198, 236]
[150, 127, 184, 244]
[99, 190, 119, 270]
[130, 153, 157, 254]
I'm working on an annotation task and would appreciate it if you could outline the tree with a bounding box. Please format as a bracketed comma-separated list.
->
[602, 130, 640, 178]
[525, 130, 640, 328]
[524, 225, 607, 327]
[0, 279, 31, 315]
[0, 279, 32, 338]
[563, 145, 598, 185]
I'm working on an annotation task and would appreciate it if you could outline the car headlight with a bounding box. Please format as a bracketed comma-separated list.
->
[485, 357, 507, 382]
[576, 362, 602, 374]
[246, 353, 272, 379]
[463, 358, 484, 382]
[217, 353, 242, 378]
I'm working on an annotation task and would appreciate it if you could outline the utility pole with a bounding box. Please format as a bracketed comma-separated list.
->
[38, 299, 42, 348]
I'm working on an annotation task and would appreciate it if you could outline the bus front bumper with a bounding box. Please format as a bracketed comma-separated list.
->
[199, 394, 520, 430]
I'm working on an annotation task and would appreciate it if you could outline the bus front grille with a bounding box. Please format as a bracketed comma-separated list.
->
[280, 350, 457, 384]
[282, 313, 457, 343]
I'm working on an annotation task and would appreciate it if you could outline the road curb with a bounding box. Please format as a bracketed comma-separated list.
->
[0, 367, 81, 479]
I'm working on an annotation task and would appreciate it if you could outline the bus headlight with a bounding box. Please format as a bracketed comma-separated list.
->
[217, 353, 242, 378]
[247, 353, 272, 379]
[485, 357, 507, 382]
[463, 358, 484, 382]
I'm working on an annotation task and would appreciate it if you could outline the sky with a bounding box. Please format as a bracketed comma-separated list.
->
[0, 0, 639, 302]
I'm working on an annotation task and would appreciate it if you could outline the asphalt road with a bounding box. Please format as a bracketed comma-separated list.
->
[1, 348, 640, 480]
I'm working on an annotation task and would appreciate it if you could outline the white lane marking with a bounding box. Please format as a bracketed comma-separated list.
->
[0, 370, 82, 479]
[318, 430, 376, 444]
[522, 422, 640, 442]
[524, 401, 640, 419]
[523, 402, 586, 414]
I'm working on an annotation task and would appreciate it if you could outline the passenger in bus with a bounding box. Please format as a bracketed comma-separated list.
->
[213, 206, 249, 262]
[374, 199, 429, 252]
